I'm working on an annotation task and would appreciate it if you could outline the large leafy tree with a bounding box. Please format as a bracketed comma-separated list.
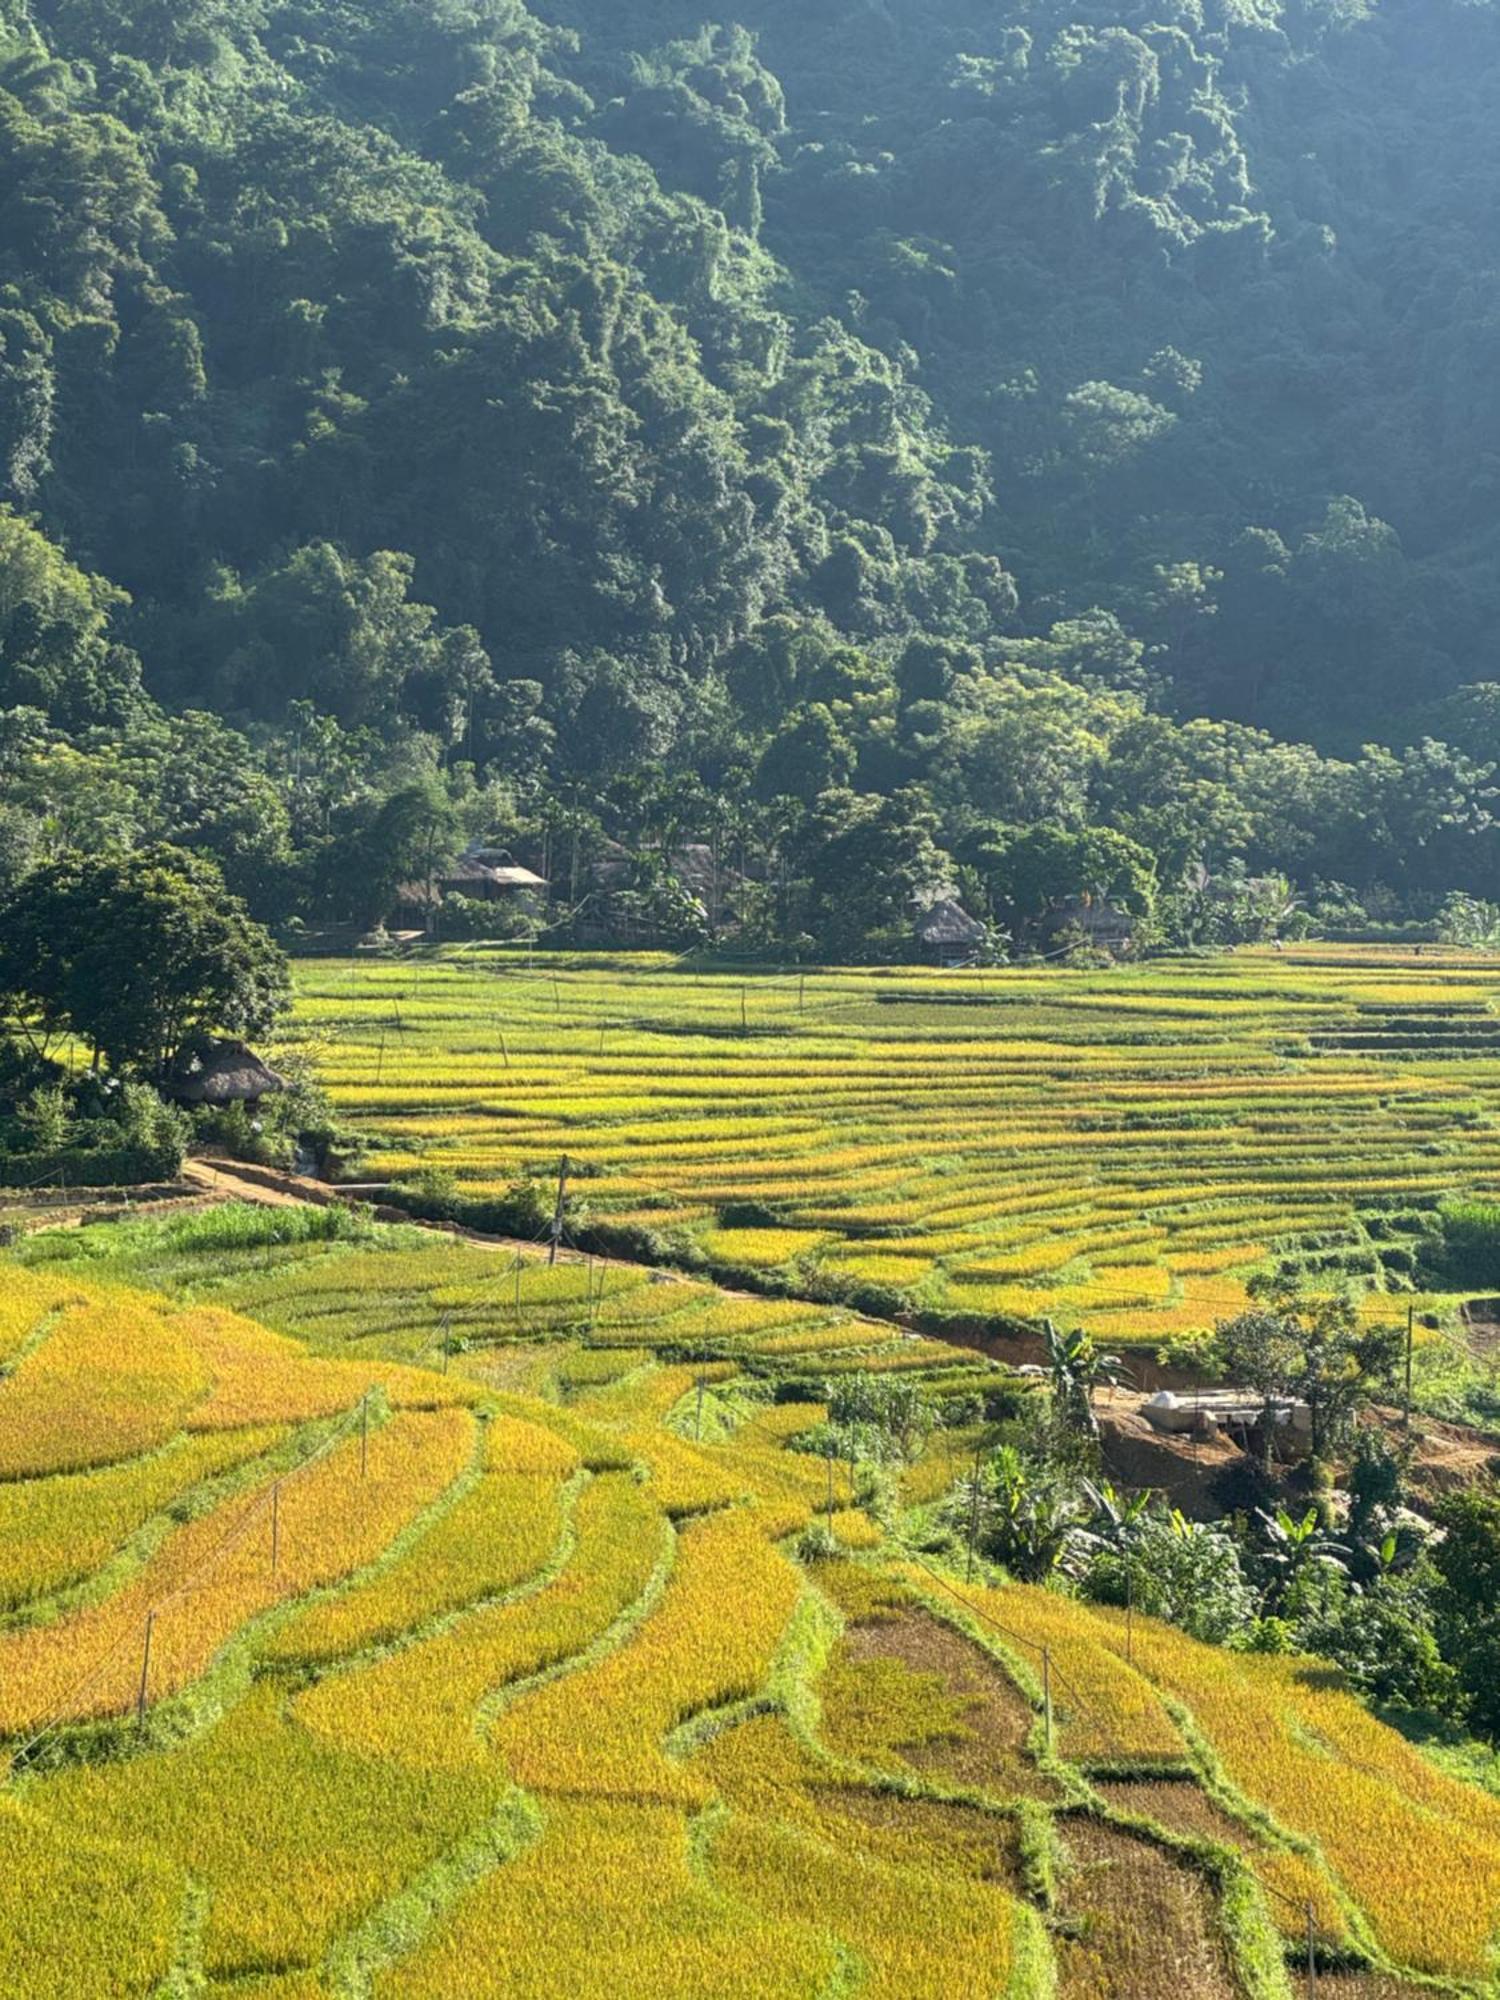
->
[0, 845, 289, 1075]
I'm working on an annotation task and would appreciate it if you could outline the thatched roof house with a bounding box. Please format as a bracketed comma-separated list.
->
[166, 1039, 289, 1110]
[1043, 895, 1137, 954]
[393, 849, 549, 920]
[914, 898, 987, 966]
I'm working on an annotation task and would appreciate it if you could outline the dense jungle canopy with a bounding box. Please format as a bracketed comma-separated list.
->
[2, 0, 1500, 940]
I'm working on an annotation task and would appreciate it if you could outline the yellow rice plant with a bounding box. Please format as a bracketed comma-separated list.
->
[481, 1391, 636, 1472]
[261, 1417, 573, 1666]
[627, 1427, 745, 1519]
[749, 1324, 882, 1360]
[0, 1268, 85, 1364]
[176, 1307, 395, 1429]
[34, 1681, 501, 1983]
[824, 1254, 931, 1287]
[697, 1227, 826, 1269]
[0, 1295, 209, 1479]
[555, 1345, 650, 1387]
[0, 1796, 185, 2000]
[829, 1508, 883, 1550]
[1121, 1616, 1500, 1976]
[1165, 1245, 1268, 1276]
[711, 1810, 1018, 1999]
[489, 1508, 803, 1804]
[375, 1799, 839, 2000]
[298, 1470, 665, 1768]
[908, 1572, 1186, 1764]
[0, 1425, 282, 1614]
[0, 1408, 474, 1735]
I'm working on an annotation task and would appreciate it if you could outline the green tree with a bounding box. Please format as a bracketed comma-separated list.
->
[0, 846, 289, 1075]
[1215, 1286, 1403, 1461]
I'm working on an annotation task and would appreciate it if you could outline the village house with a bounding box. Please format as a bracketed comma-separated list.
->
[392, 845, 549, 927]
[913, 898, 988, 967]
[164, 1039, 289, 1114]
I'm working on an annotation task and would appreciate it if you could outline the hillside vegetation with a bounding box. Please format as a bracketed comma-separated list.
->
[2, 1208, 1497, 1994]
[3, 0, 1500, 945]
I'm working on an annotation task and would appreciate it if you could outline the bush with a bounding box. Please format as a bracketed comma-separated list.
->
[1081, 1512, 1255, 1644]
[1424, 1200, 1500, 1289]
[191, 1100, 291, 1169]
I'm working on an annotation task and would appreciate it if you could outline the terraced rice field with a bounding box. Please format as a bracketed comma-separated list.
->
[291, 944, 1500, 1344]
[4, 1211, 1496, 1994]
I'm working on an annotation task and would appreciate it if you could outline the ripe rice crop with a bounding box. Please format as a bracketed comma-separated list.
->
[0, 1798, 185, 2000]
[905, 1570, 1185, 1765]
[261, 1416, 574, 1666]
[176, 1306, 407, 1428]
[0, 1425, 282, 1614]
[291, 944, 1500, 1343]
[376, 1798, 838, 2000]
[0, 1296, 209, 1478]
[489, 1506, 803, 1804]
[31, 1681, 501, 1983]
[1122, 1617, 1500, 1976]
[711, 1811, 1018, 1998]
[0, 1270, 85, 1365]
[298, 1470, 665, 1768]
[0, 1408, 474, 1735]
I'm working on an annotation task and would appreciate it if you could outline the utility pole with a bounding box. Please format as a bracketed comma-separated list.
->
[1306, 1902, 1317, 1990]
[137, 1611, 156, 1725]
[695, 1373, 705, 1441]
[549, 1154, 570, 1265]
[1404, 1300, 1414, 1432]
[1042, 1648, 1053, 1755]
[965, 1445, 982, 1584]
[271, 1483, 281, 1576]
[740, 985, 748, 1037]
[361, 1393, 370, 1478]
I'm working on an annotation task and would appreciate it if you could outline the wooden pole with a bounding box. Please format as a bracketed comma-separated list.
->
[826, 1447, 834, 1517]
[137, 1611, 156, 1724]
[271, 1483, 281, 1575]
[695, 1373, 705, 1441]
[549, 1154, 570, 1265]
[1404, 1300, 1414, 1431]
[1306, 1902, 1317, 1989]
[1126, 1571, 1134, 1668]
[514, 1254, 522, 1323]
[499, 1029, 510, 1072]
[965, 1447, 982, 1584]
[1042, 1647, 1053, 1754]
[740, 985, 748, 1036]
[361, 1394, 369, 1478]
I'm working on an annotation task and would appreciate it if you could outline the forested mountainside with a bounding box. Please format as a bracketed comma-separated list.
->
[4, 0, 1500, 940]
